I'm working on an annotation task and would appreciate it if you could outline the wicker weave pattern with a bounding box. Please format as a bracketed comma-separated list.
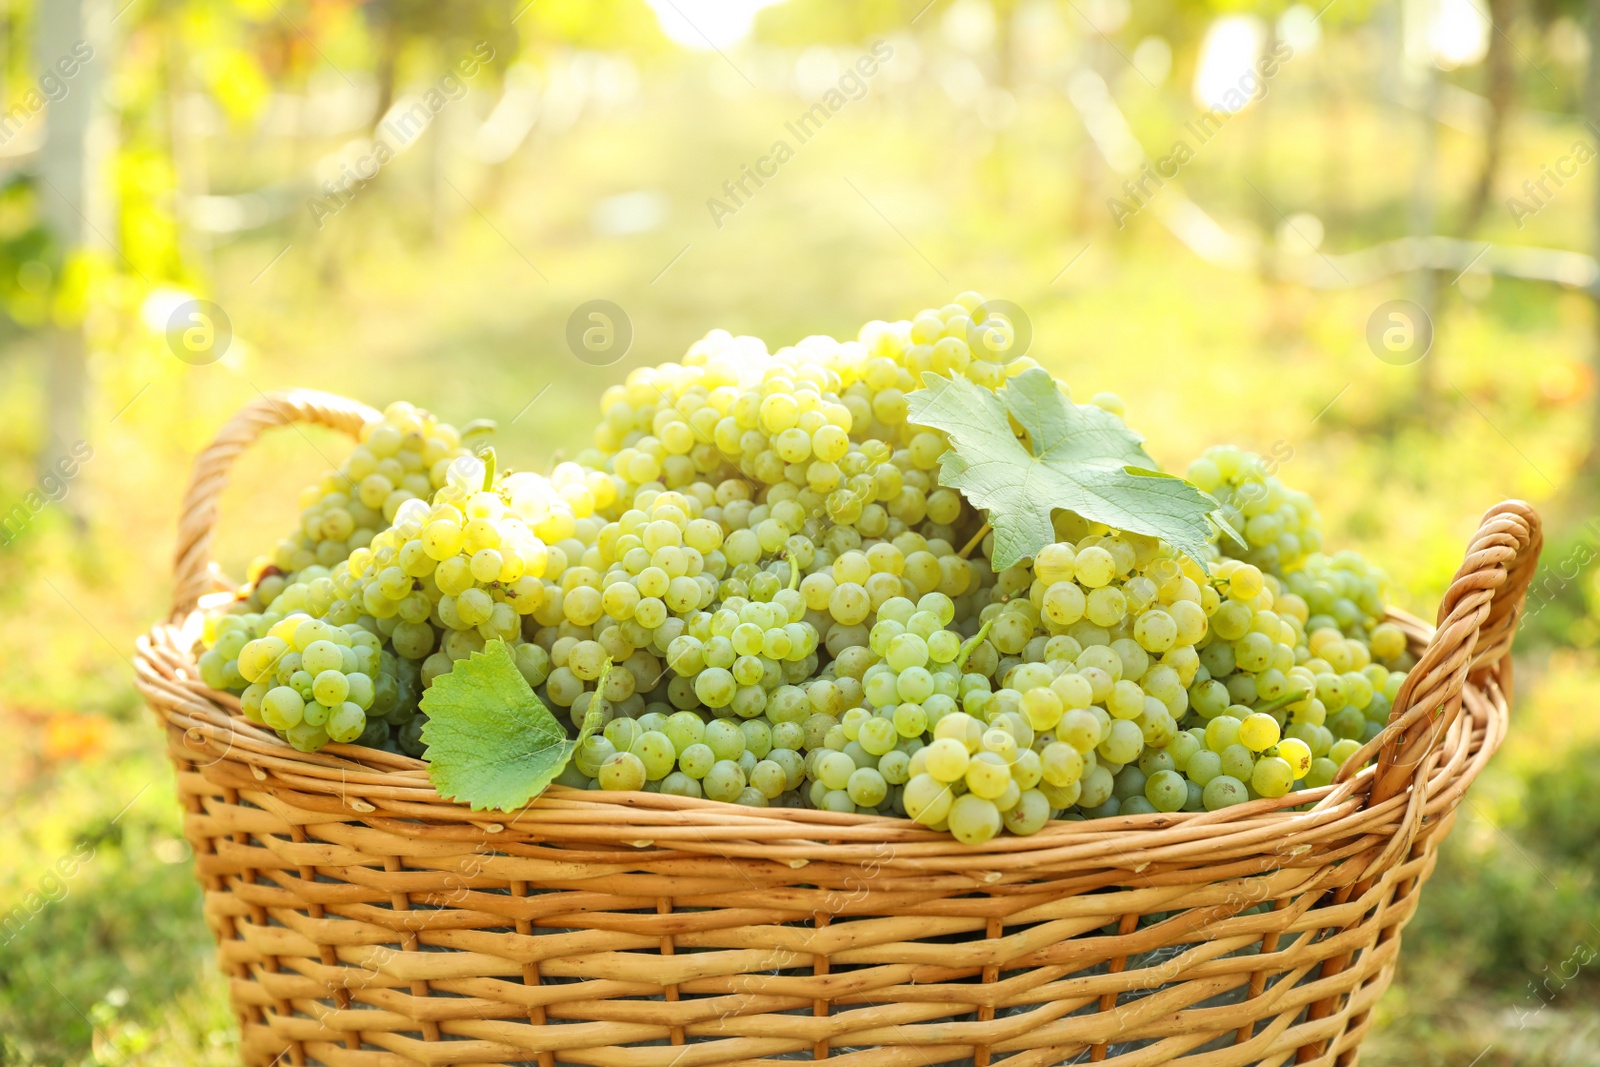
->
[136, 391, 1541, 1067]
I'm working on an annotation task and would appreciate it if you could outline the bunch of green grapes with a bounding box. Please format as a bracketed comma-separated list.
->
[1187, 445, 1321, 575]
[541, 487, 747, 719]
[563, 702, 806, 807]
[231, 615, 390, 752]
[206, 450, 574, 754]
[255, 402, 480, 586]
[192, 290, 1424, 844]
[794, 595, 963, 817]
[553, 574, 821, 796]
[1130, 558, 1313, 812]
[590, 301, 1011, 576]
[1145, 549, 1414, 812]
[200, 401, 480, 683]
[884, 530, 1207, 836]
[335, 453, 555, 676]
[1282, 551, 1400, 651]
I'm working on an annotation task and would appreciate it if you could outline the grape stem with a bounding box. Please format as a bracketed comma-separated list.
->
[461, 417, 498, 445]
[959, 522, 992, 560]
[1254, 688, 1309, 716]
[785, 552, 800, 591]
[955, 617, 994, 672]
[593, 656, 615, 705]
[479, 446, 498, 492]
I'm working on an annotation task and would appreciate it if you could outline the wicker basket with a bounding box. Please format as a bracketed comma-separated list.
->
[136, 390, 1543, 1067]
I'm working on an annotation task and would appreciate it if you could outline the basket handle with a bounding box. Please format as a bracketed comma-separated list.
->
[171, 389, 380, 621]
[1360, 500, 1542, 809]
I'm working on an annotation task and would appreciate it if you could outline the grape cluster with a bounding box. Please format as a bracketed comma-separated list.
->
[196, 292, 1411, 844]
[202, 611, 399, 751]
[1188, 445, 1321, 574]
[225, 403, 482, 608]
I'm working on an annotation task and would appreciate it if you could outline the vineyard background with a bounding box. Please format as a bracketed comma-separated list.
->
[2, 0, 1599, 1063]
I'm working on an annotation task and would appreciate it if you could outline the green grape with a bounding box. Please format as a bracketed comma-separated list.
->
[948, 795, 1002, 844]
[1252, 756, 1295, 798]
[892, 702, 928, 737]
[1111, 766, 1147, 802]
[1144, 769, 1188, 812]
[964, 752, 1010, 799]
[924, 738, 969, 782]
[740, 719, 772, 758]
[311, 670, 350, 707]
[878, 749, 911, 785]
[885, 633, 929, 672]
[705, 719, 746, 761]
[1220, 743, 1256, 781]
[661, 771, 703, 798]
[1165, 731, 1201, 769]
[1236, 712, 1280, 753]
[1058, 708, 1102, 752]
[846, 767, 888, 807]
[240, 682, 268, 723]
[599, 752, 648, 791]
[632, 732, 677, 780]
[1074, 547, 1116, 588]
[1041, 742, 1084, 787]
[1185, 749, 1222, 786]
[679, 743, 715, 779]
[261, 687, 305, 731]
[1137, 749, 1175, 776]
[904, 773, 954, 825]
[1328, 737, 1362, 766]
[324, 702, 365, 743]
[1275, 737, 1313, 778]
[704, 760, 747, 802]
[1205, 715, 1243, 752]
[1305, 757, 1339, 788]
[817, 751, 855, 791]
[661, 711, 704, 752]
[1119, 796, 1157, 816]
[575, 734, 616, 777]
[1097, 720, 1143, 765]
[695, 668, 737, 708]
[1202, 775, 1250, 811]
[285, 722, 330, 752]
[1001, 789, 1051, 835]
[751, 760, 788, 799]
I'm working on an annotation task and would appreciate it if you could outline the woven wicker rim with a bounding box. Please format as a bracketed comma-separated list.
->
[135, 389, 1543, 876]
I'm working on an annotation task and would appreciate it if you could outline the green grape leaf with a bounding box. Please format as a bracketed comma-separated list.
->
[420, 639, 595, 812]
[906, 368, 1220, 571]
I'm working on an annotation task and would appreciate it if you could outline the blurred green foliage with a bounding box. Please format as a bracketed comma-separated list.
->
[2, 0, 1599, 1064]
